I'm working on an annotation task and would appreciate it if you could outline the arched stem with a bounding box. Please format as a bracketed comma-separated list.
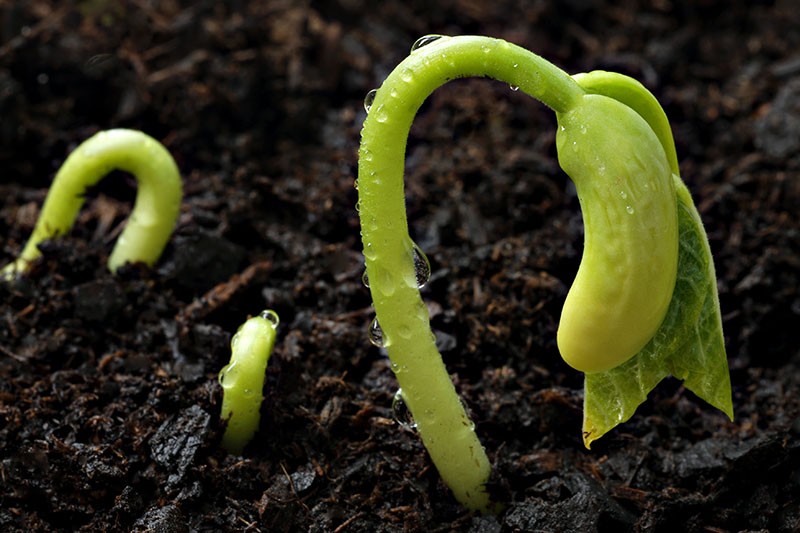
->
[357, 35, 584, 512]
[1, 129, 182, 279]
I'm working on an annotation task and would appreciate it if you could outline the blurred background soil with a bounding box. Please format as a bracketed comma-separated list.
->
[0, 1, 798, 531]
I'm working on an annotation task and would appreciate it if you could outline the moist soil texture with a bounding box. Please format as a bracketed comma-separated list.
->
[1, 1, 799, 532]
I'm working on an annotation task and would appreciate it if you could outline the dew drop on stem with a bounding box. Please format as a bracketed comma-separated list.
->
[392, 388, 417, 430]
[368, 316, 387, 347]
[364, 89, 377, 112]
[390, 361, 408, 374]
[410, 34, 445, 53]
[218, 362, 238, 388]
[374, 105, 389, 123]
[460, 397, 476, 431]
[410, 241, 431, 288]
[398, 324, 411, 339]
[260, 309, 280, 329]
[363, 242, 377, 261]
[361, 269, 370, 288]
[230, 332, 241, 350]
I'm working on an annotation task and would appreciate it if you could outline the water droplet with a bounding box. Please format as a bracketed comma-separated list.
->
[361, 269, 370, 288]
[579, 124, 587, 134]
[415, 300, 428, 321]
[260, 309, 280, 328]
[355, 199, 361, 212]
[620, 190, 628, 200]
[400, 68, 414, 83]
[376, 266, 396, 296]
[398, 324, 412, 339]
[243, 388, 254, 397]
[374, 104, 389, 123]
[389, 361, 409, 375]
[392, 389, 417, 430]
[364, 89, 377, 112]
[626, 205, 635, 214]
[460, 398, 476, 431]
[353, 179, 359, 190]
[509, 85, 519, 91]
[368, 316, 388, 347]
[360, 148, 373, 162]
[481, 45, 491, 54]
[218, 363, 238, 388]
[513, 63, 519, 68]
[389, 87, 399, 98]
[410, 34, 445, 52]
[363, 242, 377, 261]
[410, 242, 431, 288]
[230, 332, 242, 350]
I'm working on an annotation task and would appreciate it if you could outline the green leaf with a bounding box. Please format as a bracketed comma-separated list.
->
[582, 175, 733, 448]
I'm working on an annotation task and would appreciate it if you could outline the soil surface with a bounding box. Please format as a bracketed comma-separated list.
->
[1, 1, 799, 532]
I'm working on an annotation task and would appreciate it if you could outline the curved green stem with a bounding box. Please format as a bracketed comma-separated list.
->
[1, 129, 182, 280]
[360, 35, 731, 506]
[358, 35, 584, 512]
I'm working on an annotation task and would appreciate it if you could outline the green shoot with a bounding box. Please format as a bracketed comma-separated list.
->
[357, 35, 731, 511]
[1, 129, 182, 279]
[219, 310, 279, 455]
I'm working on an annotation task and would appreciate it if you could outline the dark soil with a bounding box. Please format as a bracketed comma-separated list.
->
[1, 1, 799, 532]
